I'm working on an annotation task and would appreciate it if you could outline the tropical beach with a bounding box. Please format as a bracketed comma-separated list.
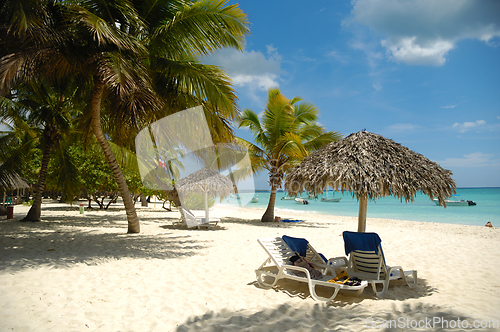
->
[1, 1, 500, 331]
[1, 201, 499, 331]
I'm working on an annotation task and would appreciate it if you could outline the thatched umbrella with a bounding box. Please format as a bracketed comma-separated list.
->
[284, 131, 456, 232]
[175, 168, 233, 221]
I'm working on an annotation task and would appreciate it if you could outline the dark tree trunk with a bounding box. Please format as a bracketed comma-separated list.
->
[90, 77, 140, 233]
[140, 194, 148, 207]
[261, 184, 277, 222]
[22, 135, 54, 222]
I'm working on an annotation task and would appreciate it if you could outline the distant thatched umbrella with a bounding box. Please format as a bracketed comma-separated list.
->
[175, 168, 233, 221]
[285, 131, 456, 232]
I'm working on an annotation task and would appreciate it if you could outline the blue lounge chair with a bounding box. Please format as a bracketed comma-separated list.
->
[342, 231, 417, 296]
[255, 236, 367, 302]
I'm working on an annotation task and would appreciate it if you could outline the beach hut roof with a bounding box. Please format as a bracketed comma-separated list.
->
[175, 168, 233, 198]
[0, 167, 30, 192]
[285, 131, 456, 205]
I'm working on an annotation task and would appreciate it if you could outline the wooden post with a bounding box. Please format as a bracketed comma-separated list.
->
[204, 191, 209, 221]
[357, 193, 367, 232]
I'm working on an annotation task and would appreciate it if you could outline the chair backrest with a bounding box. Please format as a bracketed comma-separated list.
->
[180, 206, 200, 228]
[282, 235, 327, 264]
[343, 231, 387, 280]
[258, 237, 295, 268]
[348, 248, 387, 280]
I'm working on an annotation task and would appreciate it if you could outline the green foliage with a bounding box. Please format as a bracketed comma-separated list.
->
[79, 145, 118, 194]
[239, 88, 342, 189]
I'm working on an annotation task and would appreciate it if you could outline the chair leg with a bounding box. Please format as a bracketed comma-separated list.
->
[255, 270, 279, 289]
[309, 281, 341, 302]
[408, 270, 418, 286]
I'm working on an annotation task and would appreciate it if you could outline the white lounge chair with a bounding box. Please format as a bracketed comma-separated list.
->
[177, 206, 220, 229]
[342, 231, 418, 296]
[255, 237, 367, 302]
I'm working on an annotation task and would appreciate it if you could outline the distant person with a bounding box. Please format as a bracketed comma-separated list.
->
[485, 221, 493, 228]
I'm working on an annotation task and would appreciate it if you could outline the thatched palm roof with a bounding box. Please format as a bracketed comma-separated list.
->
[0, 168, 30, 192]
[175, 168, 233, 198]
[285, 131, 456, 205]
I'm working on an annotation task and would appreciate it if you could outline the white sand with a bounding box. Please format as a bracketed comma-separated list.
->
[1, 200, 499, 331]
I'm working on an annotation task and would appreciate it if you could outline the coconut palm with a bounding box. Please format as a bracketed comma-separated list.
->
[239, 88, 342, 222]
[0, 82, 78, 221]
[1, 0, 249, 233]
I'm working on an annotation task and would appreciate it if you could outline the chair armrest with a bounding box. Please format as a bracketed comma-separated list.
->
[386, 265, 404, 278]
[281, 264, 312, 280]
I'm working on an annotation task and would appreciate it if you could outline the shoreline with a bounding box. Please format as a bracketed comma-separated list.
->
[1, 201, 499, 331]
[226, 187, 500, 228]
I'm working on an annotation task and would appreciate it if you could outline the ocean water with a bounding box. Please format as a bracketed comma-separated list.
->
[224, 188, 500, 227]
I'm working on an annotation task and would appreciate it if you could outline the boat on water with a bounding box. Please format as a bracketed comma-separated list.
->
[251, 197, 259, 203]
[433, 195, 476, 206]
[295, 198, 309, 205]
[320, 190, 341, 202]
[321, 197, 341, 202]
[281, 195, 295, 200]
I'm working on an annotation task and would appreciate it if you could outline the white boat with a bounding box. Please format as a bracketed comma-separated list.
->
[321, 197, 342, 203]
[281, 195, 295, 200]
[433, 195, 476, 206]
[251, 197, 259, 203]
[295, 198, 309, 205]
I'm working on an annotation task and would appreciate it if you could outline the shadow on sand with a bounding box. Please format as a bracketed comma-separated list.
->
[176, 302, 498, 331]
[0, 215, 208, 271]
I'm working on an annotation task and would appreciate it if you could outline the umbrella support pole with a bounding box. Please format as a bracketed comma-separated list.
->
[204, 191, 209, 221]
[358, 194, 367, 233]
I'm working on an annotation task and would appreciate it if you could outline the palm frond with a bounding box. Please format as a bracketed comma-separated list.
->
[149, 0, 249, 58]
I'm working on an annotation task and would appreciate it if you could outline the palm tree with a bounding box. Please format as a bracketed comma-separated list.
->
[1, 0, 249, 233]
[0, 82, 77, 221]
[239, 88, 342, 222]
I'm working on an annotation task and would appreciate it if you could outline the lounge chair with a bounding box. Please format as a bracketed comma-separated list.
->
[255, 237, 367, 302]
[342, 231, 418, 296]
[177, 206, 220, 229]
[282, 235, 347, 270]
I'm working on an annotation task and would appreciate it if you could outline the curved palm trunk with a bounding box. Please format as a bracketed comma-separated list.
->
[261, 184, 277, 222]
[22, 136, 53, 222]
[90, 78, 140, 233]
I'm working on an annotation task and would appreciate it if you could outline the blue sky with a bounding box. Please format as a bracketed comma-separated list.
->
[205, 0, 500, 189]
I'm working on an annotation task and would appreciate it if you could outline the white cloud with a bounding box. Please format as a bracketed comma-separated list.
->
[438, 152, 500, 168]
[452, 120, 486, 133]
[381, 37, 454, 66]
[441, 105, 457, 109]
[204, 46, 282, 92]
[349, 0, 500, 66]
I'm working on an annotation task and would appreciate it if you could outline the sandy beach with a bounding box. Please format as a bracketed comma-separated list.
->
[1, 200, 499, 331]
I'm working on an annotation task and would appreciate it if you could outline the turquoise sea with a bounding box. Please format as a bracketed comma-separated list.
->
[224, 188, 500, 227]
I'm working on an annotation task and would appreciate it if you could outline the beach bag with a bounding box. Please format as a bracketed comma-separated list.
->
[289, 253, 323, 280]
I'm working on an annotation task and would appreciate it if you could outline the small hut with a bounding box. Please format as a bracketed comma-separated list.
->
[0, 167, 30, 214]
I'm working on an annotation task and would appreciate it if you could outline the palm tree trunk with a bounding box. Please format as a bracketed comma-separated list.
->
[90, 77, 140, 233]
[261, 184, 277, 222]
[22, 135, 53, 222]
